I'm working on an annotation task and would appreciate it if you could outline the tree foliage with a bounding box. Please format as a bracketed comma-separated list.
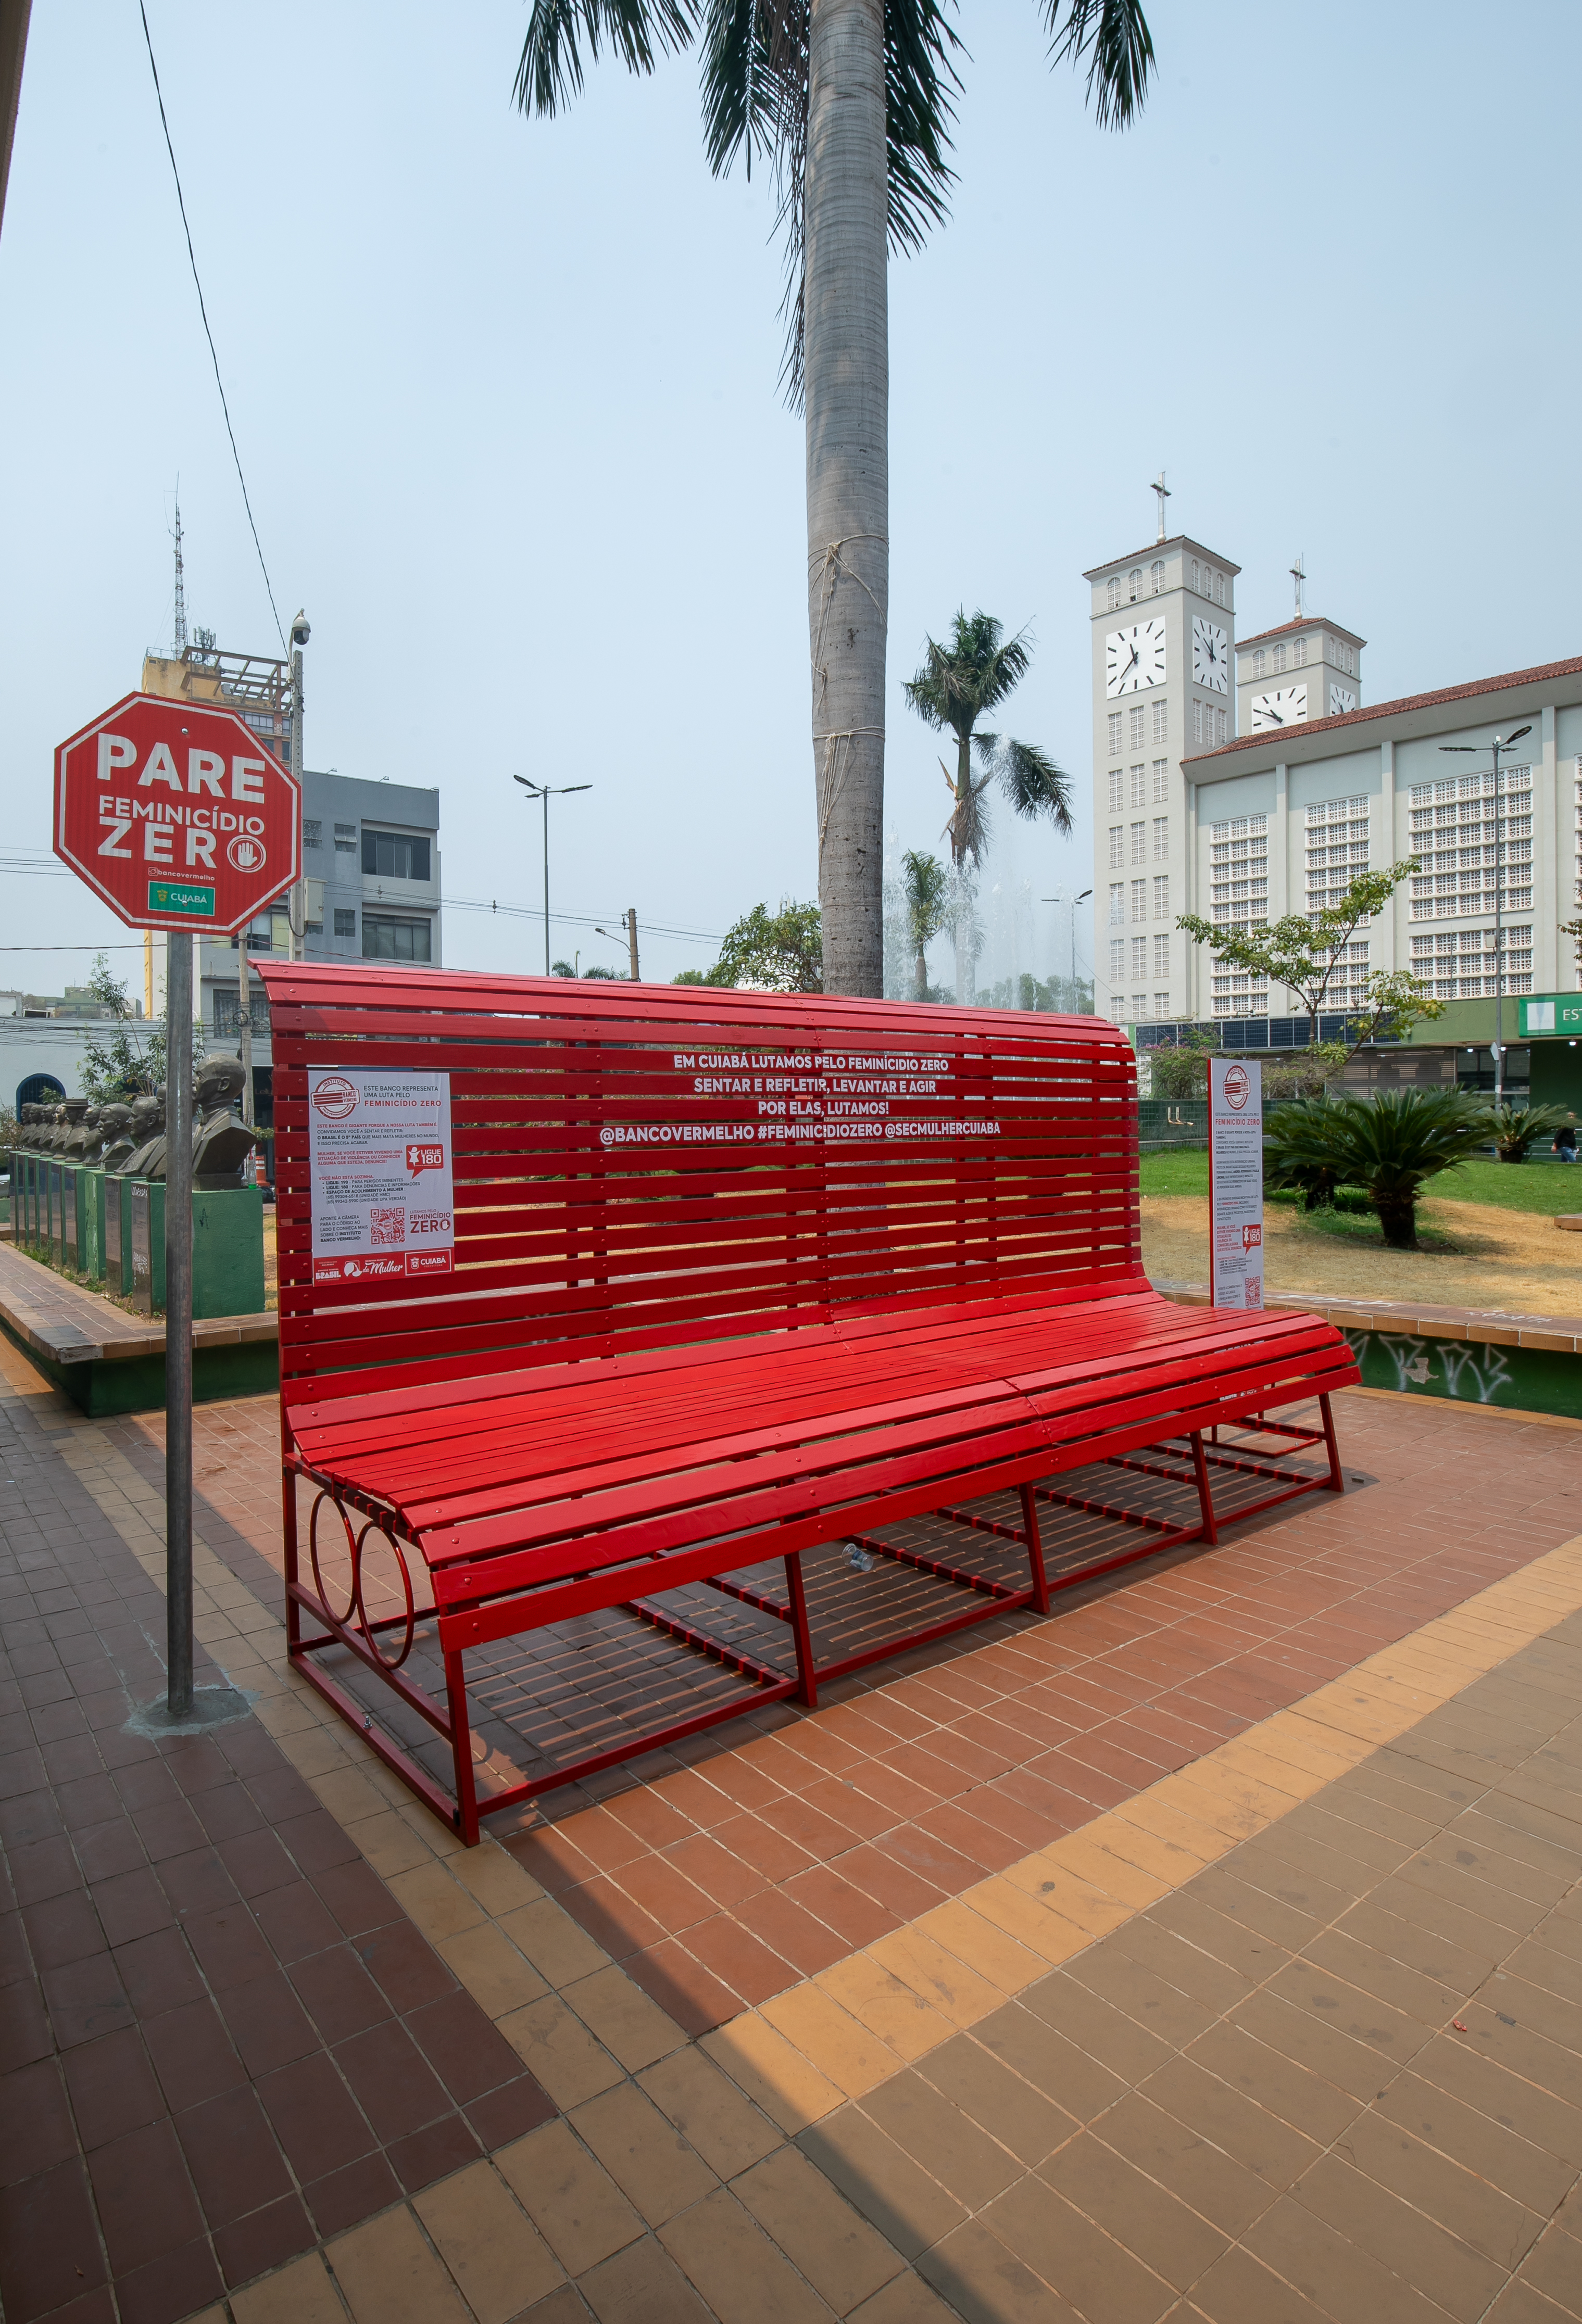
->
[899, 850, 948, 1001]
[77, 954, 204, 1103]
[513, 0, 1151, 398]
[1177, 861, 1427, 1041]
[1488, 1103, 1574, 1164]
[903, 610, 1072, 869]
[694, 899, 823, 992]
[1264, 1089, 1493, 1250]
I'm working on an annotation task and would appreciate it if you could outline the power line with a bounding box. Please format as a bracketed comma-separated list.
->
[136, 0, 285, 652]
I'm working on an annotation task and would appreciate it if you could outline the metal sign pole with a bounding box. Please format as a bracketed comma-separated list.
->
[165, 931, 194, 1718]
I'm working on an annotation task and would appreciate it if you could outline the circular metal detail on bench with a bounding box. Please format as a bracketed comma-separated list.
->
[308, 1489, 359, 1627]
[353, 1519, 418, 1670]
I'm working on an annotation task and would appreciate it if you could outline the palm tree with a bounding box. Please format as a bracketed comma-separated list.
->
[513, 2, 1154, 996]
[900, 848, 948, 999]
[902, 609, 1073, 869]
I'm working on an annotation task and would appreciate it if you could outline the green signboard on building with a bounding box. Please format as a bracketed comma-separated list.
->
[1518, 993, 1582, 1038]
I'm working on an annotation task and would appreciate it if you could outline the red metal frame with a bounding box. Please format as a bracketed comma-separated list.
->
[260, 963, 1359, 1841]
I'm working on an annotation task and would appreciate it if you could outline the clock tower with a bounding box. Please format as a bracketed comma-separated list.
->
[1236, 561, 1365, 736]
[1083, 501, 1240, 1027]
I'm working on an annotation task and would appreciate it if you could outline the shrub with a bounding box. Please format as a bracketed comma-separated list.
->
[1267, 1090, 1493, 1250]
[1488, 1103, 1574, 1164]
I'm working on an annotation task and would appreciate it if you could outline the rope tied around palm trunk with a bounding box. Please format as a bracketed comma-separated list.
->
[810, 535, 888, 856]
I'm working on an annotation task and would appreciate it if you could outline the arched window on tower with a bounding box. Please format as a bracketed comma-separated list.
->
[1189, 559, 1200, 591]
[1128, 569, 1141, 602]
[1107, 575, 1121, 610]
[1150, 560, 1164, 595]
[1213, 572, 1225, 606]
[1273, 642, 1287, 673]
[1293, 636, 1307, 666]
[1252, 648, 1266, 677]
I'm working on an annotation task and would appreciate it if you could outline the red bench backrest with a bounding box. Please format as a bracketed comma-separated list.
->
[257, 964, 1144, 1411]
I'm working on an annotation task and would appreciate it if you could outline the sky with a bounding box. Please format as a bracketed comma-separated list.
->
[2, 0, 1578, 995]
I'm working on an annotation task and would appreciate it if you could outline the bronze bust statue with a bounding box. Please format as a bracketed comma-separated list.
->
[96, 1103, 137, 1173]
[117, 1093, 166, 1178]
[65, 1104, 101, 1163]
[192, 1054, 261, 1188]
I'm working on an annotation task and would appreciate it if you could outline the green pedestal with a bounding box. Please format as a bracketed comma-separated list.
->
[193, 1186, 266, 1318]
[129, 1180, 164, 1316]
[127, 1180, 265, 1319]
[61, 1167, 81, 1272]
[81, 1169, 106, 1284]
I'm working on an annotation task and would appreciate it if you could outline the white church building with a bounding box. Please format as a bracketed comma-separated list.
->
[1085, 509, 1582, 1054]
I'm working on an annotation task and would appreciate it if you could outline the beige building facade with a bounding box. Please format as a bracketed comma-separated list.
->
[1181, 654, 1582, 1023]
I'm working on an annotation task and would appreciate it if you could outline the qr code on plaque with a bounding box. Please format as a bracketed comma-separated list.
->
[369, 1207, 406, 1246]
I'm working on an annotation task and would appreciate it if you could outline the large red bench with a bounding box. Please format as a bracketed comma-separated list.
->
[259, 964, 1359, 1843]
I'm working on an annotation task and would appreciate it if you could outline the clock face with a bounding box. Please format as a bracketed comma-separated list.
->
[1329, 683, 1357, 717]
[1250, 685, 1309, 731]
[1192, 616, 1229, 693]
[1106, 620, 1167, 698]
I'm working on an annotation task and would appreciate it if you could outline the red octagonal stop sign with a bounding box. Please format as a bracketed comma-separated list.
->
[54, 691, 302, 934]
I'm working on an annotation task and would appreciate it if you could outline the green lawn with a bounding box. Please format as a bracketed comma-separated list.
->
[1136, 1146, 1581, 1216]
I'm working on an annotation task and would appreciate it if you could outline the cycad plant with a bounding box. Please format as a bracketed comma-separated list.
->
[903, 610, 1073, 870]
[1488, 1103, 1573, 1164]
[1262, 1095, 1351, 1211]
[514, 2, 1152, 995]
[1268, 1091, 1493, 1251]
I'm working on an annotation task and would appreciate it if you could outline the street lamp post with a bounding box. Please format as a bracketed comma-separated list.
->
[513, 776, 593, 974]
[1439, 725, 1530, 1116]
[286, 612, 310, 964]
[1041, 889, 1093, 1012]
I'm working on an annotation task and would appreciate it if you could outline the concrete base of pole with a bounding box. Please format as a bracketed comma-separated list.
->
[125, 1684, 254, 1739]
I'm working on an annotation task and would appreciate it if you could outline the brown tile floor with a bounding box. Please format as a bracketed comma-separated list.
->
[800, 1609, 1582, 2324]
[65, 1386, 1582, 2045]
[5, 1329, 1582, 2324]
[0, 1357, 554, 2324]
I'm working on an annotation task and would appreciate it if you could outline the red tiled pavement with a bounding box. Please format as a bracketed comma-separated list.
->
[0, 1346, 555, 2324]
[79, 1377, 1582, 2047]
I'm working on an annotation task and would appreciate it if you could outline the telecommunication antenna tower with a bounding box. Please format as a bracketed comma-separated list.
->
[172, 495, 188, 654]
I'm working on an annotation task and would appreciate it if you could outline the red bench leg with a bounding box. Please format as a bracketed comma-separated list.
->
[1188, 1432, 1220, 1547]
[1019, 1485, 1051, 1616]
[281, 1466, 302, 1656]
[444, 1649, 480, 1847]
[1319, 1393, 1346, 1491]
[785, 1553, 818, 1709]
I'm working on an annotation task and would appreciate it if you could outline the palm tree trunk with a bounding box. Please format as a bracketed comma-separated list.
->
[805, 0, 887, 997]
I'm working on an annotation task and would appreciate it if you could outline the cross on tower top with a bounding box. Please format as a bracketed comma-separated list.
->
[1152, 471, 1171, 545]
[1290, 553, 1306, 617]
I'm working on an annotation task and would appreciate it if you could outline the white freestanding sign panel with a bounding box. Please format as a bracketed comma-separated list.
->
[308, 1068, 455, 1283]
[1208, 1056, 1264, 1310]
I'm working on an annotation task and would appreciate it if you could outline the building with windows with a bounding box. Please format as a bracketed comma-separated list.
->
[210, 771, 443, 1080]
[140, 647, 442, 1121]
[1084, 534, 1240, 1025]
[1176, 654, 1582, 1110]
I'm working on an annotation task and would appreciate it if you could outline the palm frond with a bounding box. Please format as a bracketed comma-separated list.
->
[943, 779, 990, 868]
[514, 0, 700, 117]
[995, 739, 1073, 831]
[701, 0, 963, 401]
[1042, 0, 1156, 129]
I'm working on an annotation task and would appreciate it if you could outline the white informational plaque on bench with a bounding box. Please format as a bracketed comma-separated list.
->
[1208, 1056, 1263, 1310]
[307, 1067, 455, 1284]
